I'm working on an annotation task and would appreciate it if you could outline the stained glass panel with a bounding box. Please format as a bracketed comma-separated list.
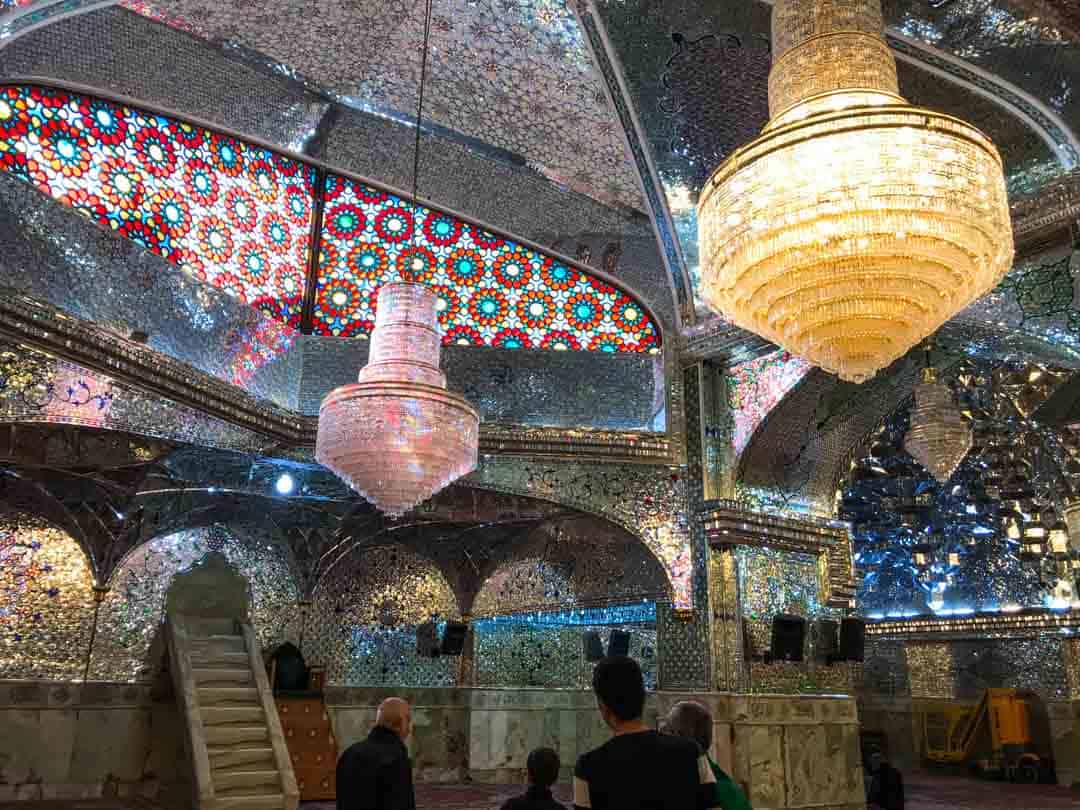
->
[0, 83, 661, 354]
[0, 84, 315, 327]
[314, 174, 661, 352]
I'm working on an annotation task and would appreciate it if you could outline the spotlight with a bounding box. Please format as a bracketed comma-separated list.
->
[275, 473, 295, 495]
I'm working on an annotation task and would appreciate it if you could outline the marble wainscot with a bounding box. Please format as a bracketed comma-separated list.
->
[0, 680, 188, 804]
[0, 683, 864, 810]
[325, 688, 865, 810]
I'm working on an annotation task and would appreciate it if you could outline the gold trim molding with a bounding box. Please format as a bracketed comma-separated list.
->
[701, 499, 857, 608]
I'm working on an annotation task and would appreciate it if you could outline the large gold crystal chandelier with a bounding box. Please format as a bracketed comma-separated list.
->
[697, 0, 1014, 383]
[903, 365, 972, 483]
[316, 282, 480, 516]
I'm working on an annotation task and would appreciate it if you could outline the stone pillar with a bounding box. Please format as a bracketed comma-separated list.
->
[456, 615, 476, 687]
[710, 548, 745, 691]
[657, 364, 713, 690]
[1054, 638, 1080, 786]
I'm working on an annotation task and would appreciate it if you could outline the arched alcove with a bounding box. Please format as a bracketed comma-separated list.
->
[308, 544, 461, 687]
[88, 523, 301, 682]
[0, 511, 96, 680]
[470, 533, 663, 689]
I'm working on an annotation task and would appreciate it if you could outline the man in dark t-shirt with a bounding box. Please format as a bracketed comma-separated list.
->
[573, 656, 719, 810]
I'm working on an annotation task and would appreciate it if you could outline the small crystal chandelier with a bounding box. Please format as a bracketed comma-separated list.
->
[904, 364, 972, 483]
[315, 0, 478, 516]
[316, 282, 479, 516]
[697, 0, 1013, 383]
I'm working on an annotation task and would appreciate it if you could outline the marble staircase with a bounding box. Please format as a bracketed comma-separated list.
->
[167, 616, 299, 810]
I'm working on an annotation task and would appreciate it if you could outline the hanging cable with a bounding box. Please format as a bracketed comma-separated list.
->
[411, 0, 435, 203]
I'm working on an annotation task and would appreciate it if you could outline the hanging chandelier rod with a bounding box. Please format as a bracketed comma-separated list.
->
[411, 0, 435, 204]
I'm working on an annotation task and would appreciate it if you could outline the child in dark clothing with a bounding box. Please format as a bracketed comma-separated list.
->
[500, 747, 566, 810]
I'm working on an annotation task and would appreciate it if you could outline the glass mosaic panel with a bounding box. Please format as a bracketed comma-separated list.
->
[737, 546, 827, 621]
[0, 340, 276, 453]
[0, 83, 315, 326]
[0, 512, 95, 680]
[709, 548, 743, 691]
[1066, 638, 1080, 699]
[465, 457, 693, 609]
[88, 524, 301, 681]
[736, 546, 853, 695]
[472, 558, 575, 617]
[306, 545, 460, 687]
[860, 638, 911, 698]
[906, 642, 956, 699]
[0, 172, 301, 403]
[296, 336, 663, 429]
[952, 637, 1070, 701]
[473, 616, 657, 690]
[313, 173, 661, 353]
[728, 350, 811, 457]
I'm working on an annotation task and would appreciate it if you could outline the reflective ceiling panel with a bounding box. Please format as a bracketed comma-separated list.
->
[124, 0, 645, 211]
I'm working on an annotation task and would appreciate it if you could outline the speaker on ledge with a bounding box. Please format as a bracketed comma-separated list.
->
[608, 629, 631, 657]
[839, 617, 865, 662]
[584, 631, 605, 662]
[771, 614, 806, 662]
[416, 620, 439, 658]
[440, 621, 469, 656]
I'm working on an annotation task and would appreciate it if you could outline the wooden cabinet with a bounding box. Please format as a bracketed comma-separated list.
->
[276, 695, 337, 800]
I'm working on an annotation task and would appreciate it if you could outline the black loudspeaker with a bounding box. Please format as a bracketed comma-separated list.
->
[608, 629, 631, 657]
[816, 619, 840, 663]
[771, 614, 806, 662]
[416, 621, 439, 657]
[440, 621, 469, 656]
[584, 631, 605, 662]
[839, 617, 865, 662]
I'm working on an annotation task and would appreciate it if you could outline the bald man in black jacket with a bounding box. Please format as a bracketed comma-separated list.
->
[336, 698, 416, 810]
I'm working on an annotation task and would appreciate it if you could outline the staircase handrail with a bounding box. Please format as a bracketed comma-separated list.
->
[241, 622, 300, 810]
[166, 613, 215, 805]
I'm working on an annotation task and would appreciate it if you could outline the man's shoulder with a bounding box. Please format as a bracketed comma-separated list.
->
[577, 731, 699, 772]
[655, 732, 700, 755]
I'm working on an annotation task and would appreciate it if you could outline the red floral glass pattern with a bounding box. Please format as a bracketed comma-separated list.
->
[0, 85, 314, 327]
[313, 175, 660, 352]
[0, 85, 661, 354]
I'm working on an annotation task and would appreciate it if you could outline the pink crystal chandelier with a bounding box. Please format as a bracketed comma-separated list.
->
[316, 281, 479, 516]
[317, 0, 477, 515]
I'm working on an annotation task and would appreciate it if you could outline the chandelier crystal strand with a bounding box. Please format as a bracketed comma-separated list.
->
[903, 367, 973, 483]
[697, 0, 1013, 383]
[316, 282, 479, 516]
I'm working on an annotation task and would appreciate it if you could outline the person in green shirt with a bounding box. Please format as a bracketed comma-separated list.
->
[664, 701, 753, 810]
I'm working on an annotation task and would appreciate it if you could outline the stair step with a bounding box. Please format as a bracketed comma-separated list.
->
[210, 747, 277, 773]
[206, 725, 269, 746]
[206, 794, 284, 810]
[191, 633, 245, 650]
[191, 652, 251, 668]
[213, 770, 281, 795]
[198, 687, 260, 706]
[193, 668, 253, 686]
[186, 618, 238, 636]
[202, 706, 265, 726]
